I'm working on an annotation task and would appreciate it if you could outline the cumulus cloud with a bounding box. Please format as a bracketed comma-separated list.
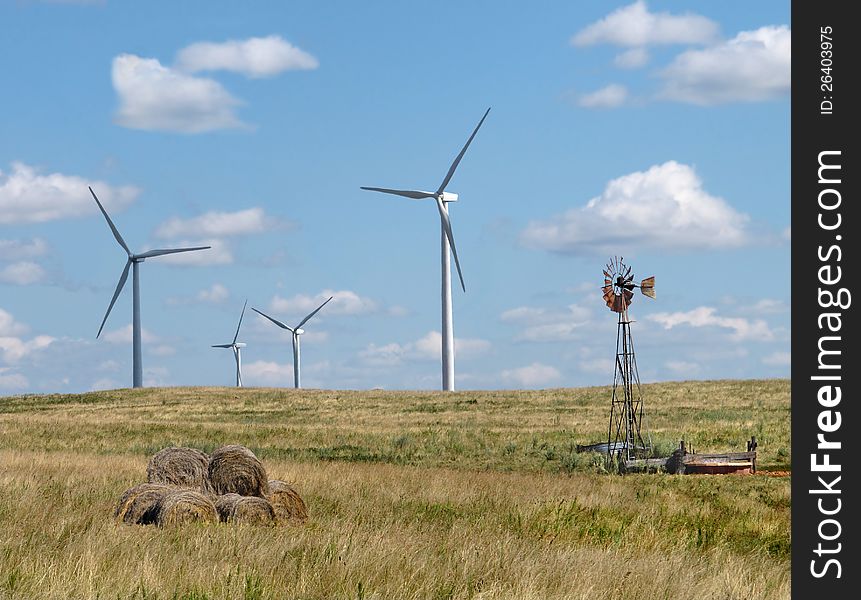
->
[0, 238, 49, 260]
[500, 363, 561, 388]
[659, 26, 790, 104]
[0, 261, 46, 285]
[571, 1, 719, 47]
[176, 35, 318, 78]
[112, 54, 245, 133]
[360, 331, 491, 366]
[0, 368, 28, 390]
[762, 351, 791, 367]
[614, 48, 650, 68]
[665, 360, 700, 375]
[197, 283, 230, 303]
[154, 207, 283, 239]
[0, 162, 139, 225]
[501, 303, 591, 342]
[243, 360, 294, 385]
[648, 306, 773, 342]
[578, 84, 629, 108]
[0, 308, 54, 363]
[270, 290, 379, 318]
[521, 161, 750, 254]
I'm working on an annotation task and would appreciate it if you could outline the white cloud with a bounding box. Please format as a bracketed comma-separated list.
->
[243, 360, 294, 385]
[100, 324, 159, 344]
[270, 289, 378, 318]
[578, 358, 615, 375]
[0, 238, 49, 260]
[521, 161, 750, 254]
[500, 363, 561, 388]
[112, 54, 245, 133]
[614, 48, 650, 69]
[578, 84, 629, 108]
[0, 369, 28, 390]
[359, 331, 491, 366]
[762, 351, 791, 367]
[0, 162, 138, 225]
[0, 310, 54, 363]
[197, 283, 230, 303]
[572, 1, 719, 47]
[153, 239, 233, 266]
[749, 299, 787, 315]
[150, 345, 176, 356]
[665, 360, 700, 375]
[176, 35, 318, 78]
[659, 26, 790, 105]
[501, 303, 592, 342]
[154, 207, 282, 239]
[0, 261, 46, 285]
[648, 306, 773, 342]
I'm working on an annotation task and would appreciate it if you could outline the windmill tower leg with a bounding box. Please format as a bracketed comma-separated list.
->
[441, 201, 455, 392]
[132, 260, 143, 388]
[235, 347, 242, 387]
[293, 334, 301, 389]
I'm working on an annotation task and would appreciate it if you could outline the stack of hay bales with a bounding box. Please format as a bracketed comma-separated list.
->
[114, 444, 307, 527]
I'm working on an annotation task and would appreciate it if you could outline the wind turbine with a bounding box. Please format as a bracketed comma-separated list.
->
[361, 107, 490, 391]
[252, 296, 333, 389]
[90, 186, 210, 388]
[212, 300, 248, 387]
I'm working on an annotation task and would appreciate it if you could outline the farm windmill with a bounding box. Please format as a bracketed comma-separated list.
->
[601, 256, 655, 462]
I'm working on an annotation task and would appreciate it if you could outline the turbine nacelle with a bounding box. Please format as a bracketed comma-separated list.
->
[234, 342, 247, 348]
[440, 191, 458, 203]
[294, 328, 305, 335]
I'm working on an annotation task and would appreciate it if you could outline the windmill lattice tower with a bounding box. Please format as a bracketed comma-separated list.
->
[601, 257, 656, 462]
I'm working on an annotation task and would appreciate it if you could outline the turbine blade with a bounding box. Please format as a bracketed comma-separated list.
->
[360, 187, 436, 200]
[90, 186, 131, 256]
[251, 308, 294, 332]
[97, 259, 131, 338]
[436, 107, 491, 194]
[296, 296, 334, 329]
[212, 344, 233, 348]
[135, 246, 211, 259]
[436, 197, 465, 292]
[232, 299, 248, 344]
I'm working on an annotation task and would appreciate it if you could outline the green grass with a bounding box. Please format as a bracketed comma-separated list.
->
[0, 379, 790, 599]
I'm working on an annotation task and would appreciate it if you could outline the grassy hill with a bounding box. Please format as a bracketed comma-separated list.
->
[0, 380, 790, 599]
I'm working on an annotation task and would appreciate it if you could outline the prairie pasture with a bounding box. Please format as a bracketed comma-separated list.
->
[0, 379, 790, 599]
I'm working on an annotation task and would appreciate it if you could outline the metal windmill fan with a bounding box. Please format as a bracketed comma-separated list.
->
[602, 256, 655, 313]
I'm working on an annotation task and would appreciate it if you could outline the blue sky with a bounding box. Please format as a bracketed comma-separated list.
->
[0, 1, 790, 392]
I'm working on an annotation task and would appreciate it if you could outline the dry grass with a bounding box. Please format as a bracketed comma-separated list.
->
[0, 381, 790, 599]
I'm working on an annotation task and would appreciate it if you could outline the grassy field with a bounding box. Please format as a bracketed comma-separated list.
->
[0, 379, 790, 599]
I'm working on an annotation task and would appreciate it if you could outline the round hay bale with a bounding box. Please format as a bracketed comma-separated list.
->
[155, 489, 218, 527]
[267, 479, 308, 524]
[215, 493, 275, 525]
[207, 445, 268, 497]
[115, 483, 173, 525]
[147, 447, 211, 492]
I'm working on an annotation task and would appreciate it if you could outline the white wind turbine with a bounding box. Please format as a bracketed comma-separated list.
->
[212, 300, 248, 387]
[361, 107, 490, 391]
[252, 296, 333, 389]
[90, 186, 210, 388]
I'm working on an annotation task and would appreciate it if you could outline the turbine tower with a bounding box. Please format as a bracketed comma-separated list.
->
[252, 296, 333, 389]
[90, 186, 210, 388]
[361, 107, 490, 391]
[212, 299, 248, 387]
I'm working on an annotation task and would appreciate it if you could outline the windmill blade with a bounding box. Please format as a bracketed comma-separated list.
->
[90, 186, 131, 257]
[612, 295, 625, 313]
[135, 246, 211, 259]
[97, 259, 131, 338]
[251, 308, 294, 332]
[296, 296, 334, 329]
[623, 289, 634, 306]
[640, 276, 656, 299]
[435, 196, 465, 292]
[436, 107, 491, 194]
[603, 269, 611, 279]
[212, 343, 233, 348]
[232, 299, 248, 344]
[360, 187, 436, 200]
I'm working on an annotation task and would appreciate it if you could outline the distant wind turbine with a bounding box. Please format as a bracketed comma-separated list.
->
[212, 299, 248, 387]
[361, 107, 490, 391]
[90, 186, 210, 388]
[252, 296, 334, 389]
